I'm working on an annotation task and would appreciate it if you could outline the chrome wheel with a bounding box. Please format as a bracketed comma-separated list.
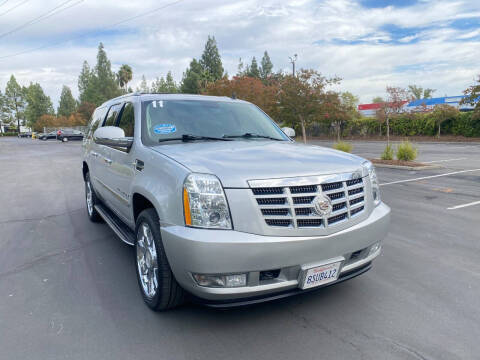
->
[86, 180, 93, 216]
[136, 222, 158, 298]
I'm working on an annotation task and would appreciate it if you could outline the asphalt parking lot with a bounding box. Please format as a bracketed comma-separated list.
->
[1, 137, 479, 360]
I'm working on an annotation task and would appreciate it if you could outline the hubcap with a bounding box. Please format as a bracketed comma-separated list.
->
[136, 223, 158, 298]
[86, 181, 93, 215]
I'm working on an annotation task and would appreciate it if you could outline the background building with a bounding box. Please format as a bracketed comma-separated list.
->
[358, 95, 474, 117]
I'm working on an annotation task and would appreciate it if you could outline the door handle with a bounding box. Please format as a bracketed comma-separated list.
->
[133, 159, 144, 171]
[104, 157, 112, 165]
[91, 151, 99, 158]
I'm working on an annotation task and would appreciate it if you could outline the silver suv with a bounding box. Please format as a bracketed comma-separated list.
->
[82, 93, 390, 310]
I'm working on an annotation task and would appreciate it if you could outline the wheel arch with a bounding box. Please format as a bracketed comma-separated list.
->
[132, 192, 160, 224]
[82, 161, 89, 181]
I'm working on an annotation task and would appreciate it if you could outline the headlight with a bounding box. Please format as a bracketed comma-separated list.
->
[183, 173, 232, 229]
[363, 161, 381, 206]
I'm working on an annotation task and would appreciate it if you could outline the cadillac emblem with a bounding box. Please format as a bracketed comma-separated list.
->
[312, 194, 332, 217]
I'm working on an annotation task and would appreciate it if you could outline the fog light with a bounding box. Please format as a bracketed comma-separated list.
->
[369, 242, 381, 255]
[193, 273, 247, 288]
[225, 274, 247, 287]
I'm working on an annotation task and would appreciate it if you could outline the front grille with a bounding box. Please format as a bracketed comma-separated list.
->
[252, 187, 284, 195]
[265, 219, 292, 227]
[290, 185, 317, 194]
[261, 208, 289, 216]
[257, 198, 286, 205]
[251, 175, 366, 229]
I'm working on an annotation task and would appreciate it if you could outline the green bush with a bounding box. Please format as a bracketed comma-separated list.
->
[333, 141, 353, 153]
[0, 132, 18, 136]
[381, 144, 394, 160]
[396, 141, 417, 161]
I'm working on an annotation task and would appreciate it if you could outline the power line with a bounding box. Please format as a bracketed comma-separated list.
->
[0, 0, 84, 40]
[0, 0, 184, 60]
[0, 1, 9, 9]
[0, 0, 29, 18]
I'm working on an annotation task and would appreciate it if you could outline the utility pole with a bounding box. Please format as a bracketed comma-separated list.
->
[289, 54, 297, 77]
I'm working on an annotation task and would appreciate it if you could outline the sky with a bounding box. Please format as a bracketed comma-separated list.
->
[1, 0, 480, 108]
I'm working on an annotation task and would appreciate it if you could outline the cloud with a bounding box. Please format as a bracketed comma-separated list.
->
[0, 0, 479, 106]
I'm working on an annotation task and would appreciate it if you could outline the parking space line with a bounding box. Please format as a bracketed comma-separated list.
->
[447, 201, 480, 210]
[422, 158, 467, 163]
[380, 168, 480, 186]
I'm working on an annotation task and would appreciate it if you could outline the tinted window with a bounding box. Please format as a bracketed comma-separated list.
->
[117, 102, 135, 137]
[104, 104, 122, 127]
[87, 107, 107, 138]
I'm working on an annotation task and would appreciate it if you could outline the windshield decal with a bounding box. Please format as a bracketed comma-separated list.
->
[153, 124, 176, 134]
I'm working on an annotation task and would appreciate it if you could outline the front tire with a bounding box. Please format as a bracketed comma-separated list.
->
[135, 208, 185, 311]
[85, 172, 102, 222]
[62, 137, 68, 142]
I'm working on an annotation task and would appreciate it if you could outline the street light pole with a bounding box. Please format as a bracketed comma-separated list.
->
[289, 54, 298, 77]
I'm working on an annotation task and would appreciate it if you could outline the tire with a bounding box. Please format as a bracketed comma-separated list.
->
[85, 172, 103, 222]
[62, 137, 68, 142]
[135, 208, 185, 311]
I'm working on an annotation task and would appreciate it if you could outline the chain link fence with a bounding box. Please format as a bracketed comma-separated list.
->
[42, 126, 88, 134]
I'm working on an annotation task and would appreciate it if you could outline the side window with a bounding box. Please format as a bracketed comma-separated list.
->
[117, 102, 135, 137]
[104, 104, 122, 127]
[87, 107, 106, 138]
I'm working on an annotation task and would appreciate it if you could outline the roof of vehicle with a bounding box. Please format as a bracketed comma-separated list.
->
[100, 93, 249, 108]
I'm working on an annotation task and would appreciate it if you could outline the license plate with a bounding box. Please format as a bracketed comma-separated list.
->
[300, 261, 342, 290]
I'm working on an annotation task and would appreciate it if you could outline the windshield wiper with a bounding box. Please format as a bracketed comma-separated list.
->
[222, 133, 284, 141]
[158, 134, 232, 143]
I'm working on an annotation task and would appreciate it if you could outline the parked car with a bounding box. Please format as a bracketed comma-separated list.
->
[17, 132, 32, 138]
[38, 131, 57, 140]
[57, 129, 84, 142]
[82, 94, 390, 310]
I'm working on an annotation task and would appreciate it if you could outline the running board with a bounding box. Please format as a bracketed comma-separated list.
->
[95, 204, 135, 246]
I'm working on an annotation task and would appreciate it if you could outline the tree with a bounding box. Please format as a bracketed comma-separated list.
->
[181, 58, 207, 94]
[340, 91, 360, 120]
[151, 71, 178, 93]
[77, 102, 96, 122]
[260, 51, 273, 80]
[95, 43, 121, 102]
[203, 76, 279, 118]
[0, 90, 10, 132]
[24, 83, 54, 128]
[277, 69, 340, 144]
[57, 85, 76, 117]
[431, 104, 459, 138]
[248, 57, 260, 78]
[4, 75, 26, 133]
[137, 75, 150, 93]
[372, 96, 384, 103]
[323, 92, 349, 141]
[408, 85, 435, 100]
[117, 64, 133, 92]
[381, 86, 411, 145]
[461, 75, 480, 117]
[199, 35, 223, 82]
[78, 43, 121, 106]
[236, 58, 245, 76]
[78, 61, 94, 104]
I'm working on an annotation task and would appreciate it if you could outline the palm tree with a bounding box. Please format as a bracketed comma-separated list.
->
[117, 64, 133, 92]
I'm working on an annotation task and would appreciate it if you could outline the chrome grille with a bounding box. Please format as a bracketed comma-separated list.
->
[251, 176, 366, 229]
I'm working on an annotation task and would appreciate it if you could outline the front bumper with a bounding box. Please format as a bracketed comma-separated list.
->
[161, 202, 390, 302]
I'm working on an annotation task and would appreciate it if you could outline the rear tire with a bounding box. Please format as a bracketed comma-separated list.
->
[135, 208, 185, 311]
[85, 172, 102, 222]
[62, 137, 68, 142]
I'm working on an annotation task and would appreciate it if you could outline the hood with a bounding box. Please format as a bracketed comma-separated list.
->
[151, 140, 366, 188]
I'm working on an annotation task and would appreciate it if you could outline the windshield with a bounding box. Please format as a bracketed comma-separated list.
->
[141, 99, 288, 145]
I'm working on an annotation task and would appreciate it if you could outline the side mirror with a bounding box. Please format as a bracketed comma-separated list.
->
[282, 127, 295, 139]
[93, 126, 133, 152]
